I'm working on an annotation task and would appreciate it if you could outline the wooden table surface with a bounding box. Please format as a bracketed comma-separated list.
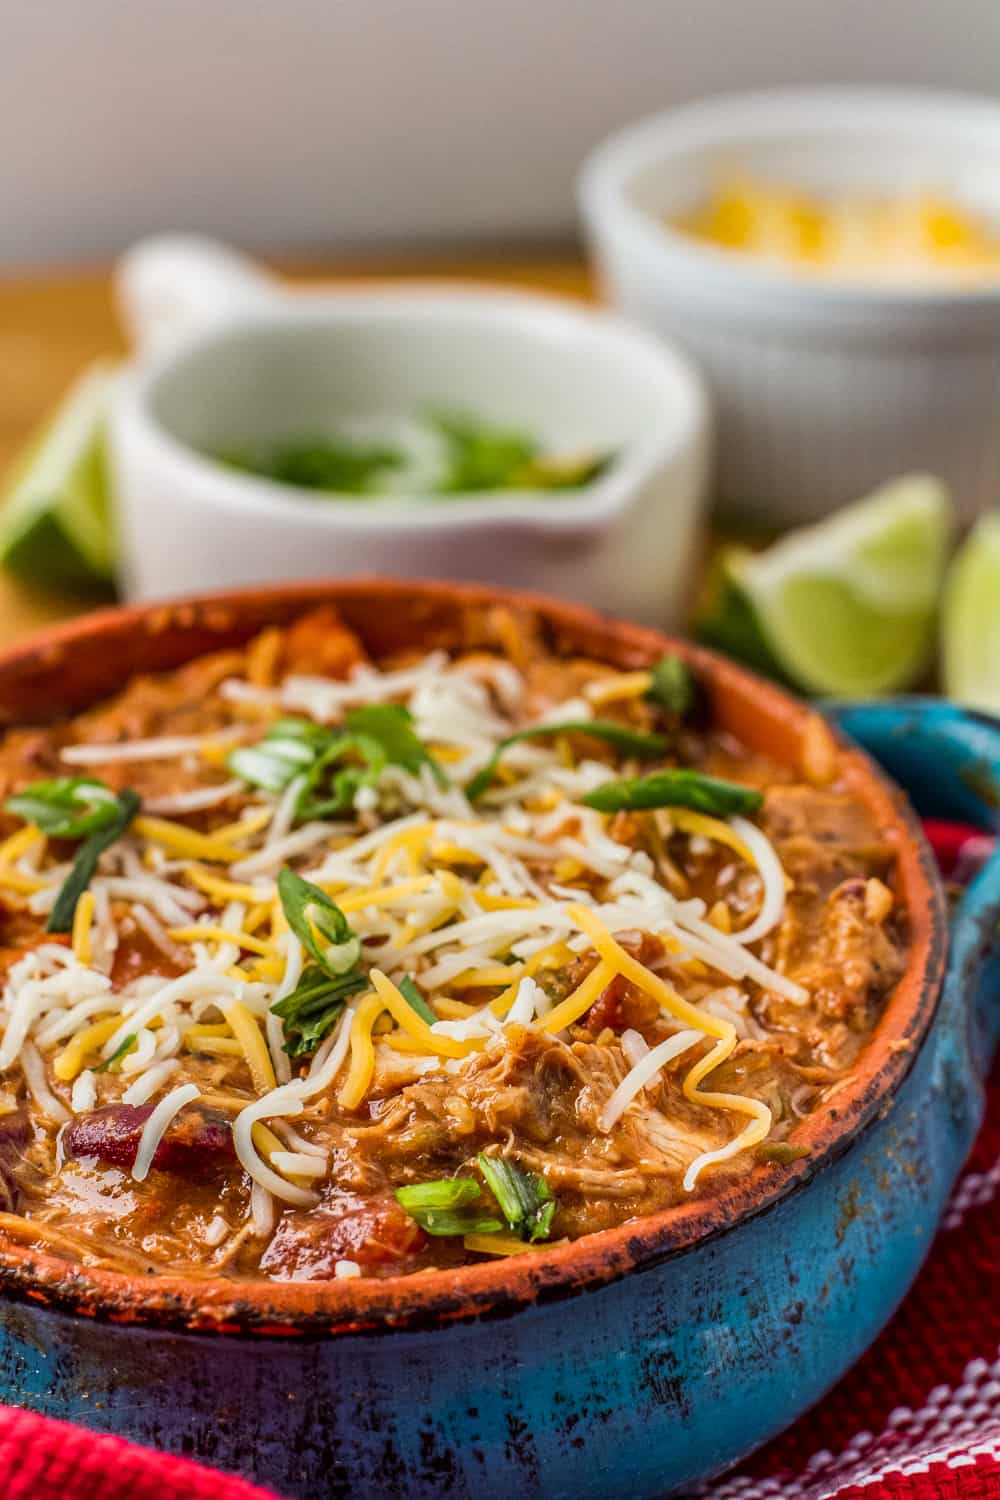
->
[0, 251, 594, 645]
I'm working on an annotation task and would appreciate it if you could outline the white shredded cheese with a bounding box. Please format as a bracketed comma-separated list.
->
[599, 1029, 703, 1132]
[204, 1214, 230, 1247]
[131, 1082, 201, 1181]
[143, 780, 243, 815]
[728, 816, 788, 947]
[122, 1058, 180, 1106]
[70, 1069, 97, 1113]
[232, 1089, 318, 1206]
[250, 1182, 276, 1236]
[61, 731, 244, 764]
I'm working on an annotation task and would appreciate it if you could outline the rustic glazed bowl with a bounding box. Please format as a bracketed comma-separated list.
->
[0, 580, 997, 1500]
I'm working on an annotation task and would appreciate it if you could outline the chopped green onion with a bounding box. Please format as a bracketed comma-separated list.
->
[270, 967, 368, 1058]
[394, 1177, 504, 1236]
[429, 409, 540, 493]
[476, 1152, 556, 1242]
[227, 735, 315, 795]
[645, 654, 699, 721]
[277, 868, 361, 975]
[221, 436, 405, 493]
[395, 1161, 558, 1242]
[399, 1205, 506, 1237]
[5, 776, 119, 839]
[47, 789, 141, 934]
[272, 868, 368, 1055]
[344, 703, 448, 789]
[228, 704, 446, 821]
[466, 720, 666, 801]
[294, 730, 387, 820]
[396, 1178, 481, 1211]
[92, 1034, 137, 1073]
[399, 974, 436, 1026]
[581, 769, 763, 817]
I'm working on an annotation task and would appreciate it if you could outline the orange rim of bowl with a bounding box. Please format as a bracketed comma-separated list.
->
[0, 579, 948, 1335]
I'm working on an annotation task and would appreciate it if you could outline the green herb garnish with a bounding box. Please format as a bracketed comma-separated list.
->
[581, 769, 763, 817]
[228, 705, 446, 823]
[92, 1034, 137, 1073]
[394, 1177, 504, 1236]
[216, 411, 611, 498]
[345, 704, 448, 788]
[5, 777, 120, 839]
[47, 788, 141, 934]
[270, 968, 368, 1058]
[399, 974, 436, 1027]
[277, 868, 361, 975]
[227, 720, 321, 795]
[466, 720, 667, 801]
[272, 868, 368, 1056]
[476, 1153, 556, 1242]
[430, 410, 539, 492]
[222, 436, 405, 494]
[645, 654, 699, 721]
[395, 1159, 558, 1241]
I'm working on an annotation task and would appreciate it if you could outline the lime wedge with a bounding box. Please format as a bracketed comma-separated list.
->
[695, 475, 953, 696]
[0, 362, 118, 592]
[942, 512, 1000, 714]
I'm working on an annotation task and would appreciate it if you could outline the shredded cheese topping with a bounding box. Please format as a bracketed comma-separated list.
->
[0, 644, 827, 1247]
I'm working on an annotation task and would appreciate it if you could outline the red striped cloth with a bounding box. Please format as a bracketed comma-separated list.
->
[0, 823, 996, 1500]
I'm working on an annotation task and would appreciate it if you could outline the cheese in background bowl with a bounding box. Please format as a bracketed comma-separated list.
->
[676, 177, 1000, 286]
[579, 87, 1000, 526]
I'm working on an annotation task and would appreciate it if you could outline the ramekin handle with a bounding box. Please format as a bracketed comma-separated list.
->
[115, 235, 283, 360]
[826, 696, 1000, 1083]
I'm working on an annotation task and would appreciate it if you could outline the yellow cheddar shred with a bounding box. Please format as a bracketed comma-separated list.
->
[454, 965, 520, 988]
[184, 1035, 244, 1057]
[337, 876, 432, 915]
[489, 941, 573, 1017]
[221, 1001, 276, 1094]
[473, 890, 538, 913]
[540, 957, 617, 1034]
[583, 671, 653, 706]
[680, 1033, 772, 1166]
[368, 970, 475, 1059]
[338, 991, 385, 1109]
[668, 809, 754, 865]
[371, 822, 434, 880]
[568, 905, 728, 1041]
[168, 925, 274, 957]
[243, 902, 271, 935]
[463, 1233, 543, 1256]
[184, 866, 263, 905]
[134, 817, 250, 865]
[71, 890, 96, 964]
[53, 1015, 122, 1081]
[0, 825, 43, 865]
[212, 809, 273, 843]
[0, 867, 49, 895]
[432, 998, 477, 1018]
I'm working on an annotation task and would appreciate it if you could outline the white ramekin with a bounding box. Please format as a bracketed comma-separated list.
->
[109, 237, 711, 626]
[579, 87, 1000, 526]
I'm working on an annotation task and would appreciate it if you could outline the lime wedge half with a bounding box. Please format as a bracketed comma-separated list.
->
[695, 475, 954, 696]
[942, 512, 1000, 714]
[0, 362, 118, 592]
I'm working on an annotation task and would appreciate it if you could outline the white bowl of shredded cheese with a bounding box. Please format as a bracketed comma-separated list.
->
[579, 86, 1000, 525]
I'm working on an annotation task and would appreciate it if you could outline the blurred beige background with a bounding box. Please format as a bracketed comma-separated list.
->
[3, 0, 1000, 266]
